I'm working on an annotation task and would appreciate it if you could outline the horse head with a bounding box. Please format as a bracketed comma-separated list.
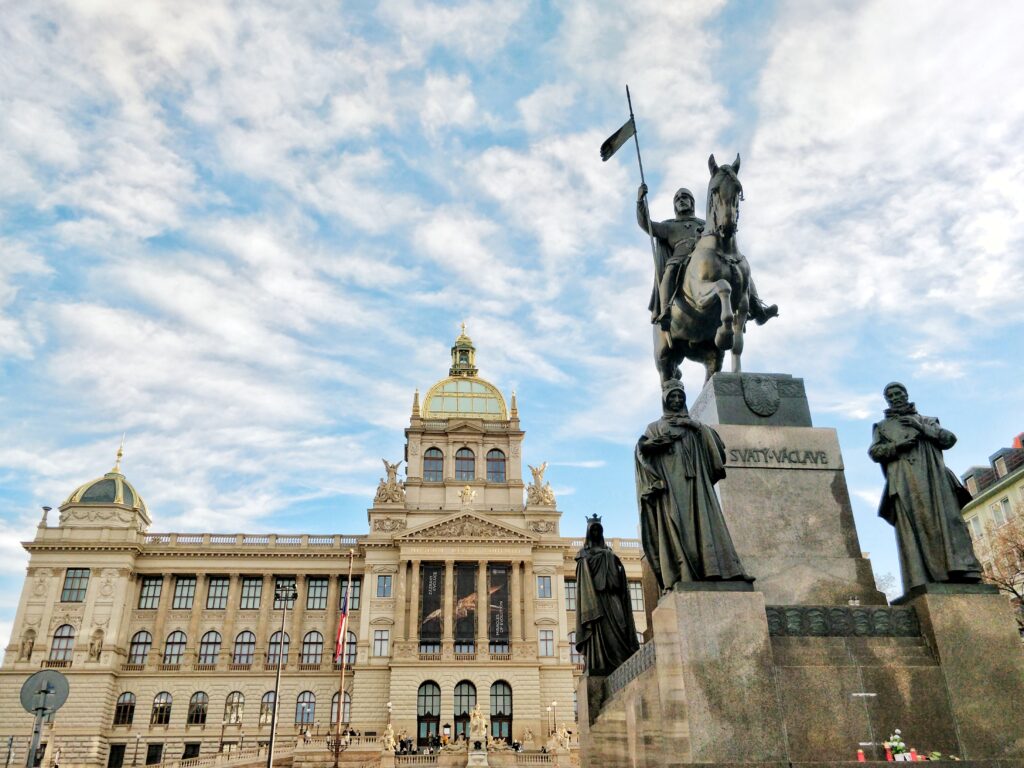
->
[706, 153, 743, 237]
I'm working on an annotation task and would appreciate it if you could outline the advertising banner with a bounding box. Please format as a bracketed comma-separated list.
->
[454, 563, 478, 642]
[419, 563, 444, 642]
[487, 564, 509, 643]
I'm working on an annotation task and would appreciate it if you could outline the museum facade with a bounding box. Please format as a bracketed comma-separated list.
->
[0, 330, 646, 768]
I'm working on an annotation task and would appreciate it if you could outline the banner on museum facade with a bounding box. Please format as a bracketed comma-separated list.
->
[419, 563, 444, 643]
[454, 563, 477, 643]
[488, 564, 510, 644]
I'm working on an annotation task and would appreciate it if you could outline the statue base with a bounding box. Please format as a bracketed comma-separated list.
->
[671, 579, 754, 592]
[690, 371, 885, 605]
[892, 580, 999, 604]
[467, 748, 489, 767]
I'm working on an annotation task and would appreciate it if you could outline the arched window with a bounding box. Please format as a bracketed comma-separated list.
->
[486, 449, 506, 482]
[301, 631, 324, 665]
[569, 631, 582, 664]
[49, 625, 75, 662]
[187, 692, 209, 725]
[224, 692, 244, 724]
[453, 681, 476, 739]
[151, 692, 172, 725]
[268, 631, 289, 665]
[331, 691, 352, 724]
[233, 631, 256, 665]
[295, 691, 315, 724]
[163, 631, 186, 665]
[455, 448, 475, 481]
[490, 681, 513, 743]
[259, 691, 276, 725]
[423, 448, 444, 482]
[113, 692, 136, 725]
[345, 631, 357, 666]
[198, 631, 221, 664]
[128, 631, 152, 665]
[417, 681, 441, 747]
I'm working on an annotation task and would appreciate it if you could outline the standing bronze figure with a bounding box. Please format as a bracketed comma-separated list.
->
[868, 382, 982, 590]
[575, 515, 639, 676]
[635, 379, 752, 590]
[642, 155, 777, 383]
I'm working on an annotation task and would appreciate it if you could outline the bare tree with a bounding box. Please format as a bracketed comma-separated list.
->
[980, 504, 1024, 635]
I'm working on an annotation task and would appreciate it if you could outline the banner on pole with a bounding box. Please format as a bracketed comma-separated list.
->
[600, 117, 636, 161]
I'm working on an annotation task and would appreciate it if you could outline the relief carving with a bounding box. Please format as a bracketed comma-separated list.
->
[528, 520, 556, 533]
[373, 518, 407, 533]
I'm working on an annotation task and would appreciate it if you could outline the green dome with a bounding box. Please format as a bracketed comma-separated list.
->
[63, 470, 146, 513]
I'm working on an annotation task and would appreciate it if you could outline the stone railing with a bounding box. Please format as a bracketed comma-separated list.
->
[395, 755, 438, 765]
[143, 533, 364, 548]
[153, 743, 289, 768]
[566, 538, 642, 552]
[515, 754, 554, 764]
[605, 641, 657, 698]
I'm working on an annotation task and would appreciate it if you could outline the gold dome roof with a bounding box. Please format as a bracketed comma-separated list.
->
[423, 325, 507, 420]
[61, 446, 147, 513]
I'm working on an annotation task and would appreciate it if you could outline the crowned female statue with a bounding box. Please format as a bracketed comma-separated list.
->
[574, 515, 639, 676]
[635, 378, 752, 590]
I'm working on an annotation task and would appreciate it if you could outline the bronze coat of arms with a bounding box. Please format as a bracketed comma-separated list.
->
[742, 375, 781, 417]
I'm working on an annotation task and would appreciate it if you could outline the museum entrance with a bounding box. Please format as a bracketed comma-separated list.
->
[490, 681, 512, 743]
[453, 680, 476, 740]
[417, 681, 440, 747]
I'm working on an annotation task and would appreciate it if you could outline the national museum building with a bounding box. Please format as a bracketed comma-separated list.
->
[0, 330, 646, 768]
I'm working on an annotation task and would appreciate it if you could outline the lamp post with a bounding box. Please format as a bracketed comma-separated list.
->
[131, 735, 140, 768]
[219, 721, 227, 752]
[546, 707, 552, 736]
[551, 701, 557, 735]
[266, 582, 297, 768]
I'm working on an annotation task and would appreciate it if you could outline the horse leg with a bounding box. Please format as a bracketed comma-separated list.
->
[689, 278, 734, 350]
[704, 349, 724, 382]
[731, 310, 747, 373]
[652, 326, 680, 383]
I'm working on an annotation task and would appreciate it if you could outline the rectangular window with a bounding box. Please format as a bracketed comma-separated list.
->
[340, 577, 361, 611]
[306, 577, 328, 610]
[564, 580, 577, 611]
[181, 744, 201, 761]
[373, 629, 390, 656]
[172, 577, 196, 610]
[145, 745, 163, 766]
[206, 577, 229, 609]
[536, 575, 552, 599]
[999, 497, 1012, 525]
[990, 502, 1005, 526]
[628, 582, 644, 613]
[538, 629, 554, 657]
[273, 577, 296, 609]
[968, 516, 984, 540]
[376, 575, 392, 598]
[240, 577, 262, 610]
[107, 745, 126, 768]
[61, 569, 90, 602]
[138, 576, 163, 609]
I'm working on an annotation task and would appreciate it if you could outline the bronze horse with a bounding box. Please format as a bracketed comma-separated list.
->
[653, 154, 772, 383]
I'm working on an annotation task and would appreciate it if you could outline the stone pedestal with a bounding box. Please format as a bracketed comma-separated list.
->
[692, 372, 884, 605]
[908, 589, 1024, 758]
[467, 747, 489, 766]
[650, 588, 787, 764]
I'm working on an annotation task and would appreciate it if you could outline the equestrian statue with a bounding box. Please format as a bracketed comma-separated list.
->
[637, 154, 778, 383]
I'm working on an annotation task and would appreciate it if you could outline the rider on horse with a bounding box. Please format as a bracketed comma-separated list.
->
[637, 182, 777, 337]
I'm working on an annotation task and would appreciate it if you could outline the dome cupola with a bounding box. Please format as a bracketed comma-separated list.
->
[59, 443, 151, 530]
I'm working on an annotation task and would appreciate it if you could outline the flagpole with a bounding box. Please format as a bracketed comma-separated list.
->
[335, 549, 355, 768]
[626, 85, 662, 289]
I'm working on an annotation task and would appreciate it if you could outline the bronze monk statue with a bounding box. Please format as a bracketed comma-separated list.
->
[574, 515, 639, 676]
[868, 382, 982, 591]
[635, 378, 752, 590]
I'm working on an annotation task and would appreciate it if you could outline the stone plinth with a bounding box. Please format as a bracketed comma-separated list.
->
[690, 372, 884, 605]
[908, 590, 1024, 758]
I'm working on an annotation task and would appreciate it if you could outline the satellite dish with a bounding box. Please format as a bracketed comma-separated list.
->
[19, 670, 69, 715]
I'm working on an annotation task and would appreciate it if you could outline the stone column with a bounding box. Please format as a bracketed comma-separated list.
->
[254, 573, 275, 664]
[510, 560, 522, 642]
[442, 560, 455, 643]
[185, 573, 205, 666]
[150, 573, 175, 668]
[522, 561, 536, 646]
[476, 560, 488, 651]
[407, 560, 421, 642]
[394, 559, 408, 641]
[218, 574, 241, 667]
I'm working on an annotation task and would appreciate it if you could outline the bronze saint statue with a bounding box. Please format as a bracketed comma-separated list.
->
[574, 515, 639, 676]
[640, 155, 777, 383]
[868, 382, 982, 590]
[635, 379, 752, 590]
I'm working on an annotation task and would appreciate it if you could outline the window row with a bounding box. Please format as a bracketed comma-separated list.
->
[566, 631, 644, 666]
[416, 680, 513, 744]
[136, 575, 362, 611]
[561, 579, 644, 613]
[113, 690, 351, 727]
[127, 630, 358, 666]
[422, 448, 506, 482]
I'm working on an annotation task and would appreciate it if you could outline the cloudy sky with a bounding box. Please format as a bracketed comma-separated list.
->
[2, 0, 1024, 645]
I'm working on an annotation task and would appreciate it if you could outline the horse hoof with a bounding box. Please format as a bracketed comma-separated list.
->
[715, 329, 734, 350]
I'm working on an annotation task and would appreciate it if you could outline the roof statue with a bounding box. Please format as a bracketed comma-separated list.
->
[374, 459, 406, 503]
[526, 462, 556, 506]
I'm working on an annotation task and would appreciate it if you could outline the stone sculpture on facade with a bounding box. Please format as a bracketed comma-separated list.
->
[641, 155, 777, 383]
[574, 515, 639, 676]
[381, 722, 396, 752]
[374, 459, 406, 503]
[469, 704, 489, 743]
[526, 462, 556, 506]
[635, 379, 752, 590]
[868, 382, 982, 590]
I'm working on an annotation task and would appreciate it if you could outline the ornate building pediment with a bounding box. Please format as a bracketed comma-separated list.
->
[396, 512, 537, 544]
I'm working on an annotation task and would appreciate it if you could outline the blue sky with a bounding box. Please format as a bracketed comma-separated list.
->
[2, 0, 1024, 645]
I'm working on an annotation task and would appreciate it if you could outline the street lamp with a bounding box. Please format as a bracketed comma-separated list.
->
[132, 735, 141, 768]
[266, 582, 297, 768]
[546, 707, 552, 736]
[219, 721, 227, 752]
[551, 701, 557, 735]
